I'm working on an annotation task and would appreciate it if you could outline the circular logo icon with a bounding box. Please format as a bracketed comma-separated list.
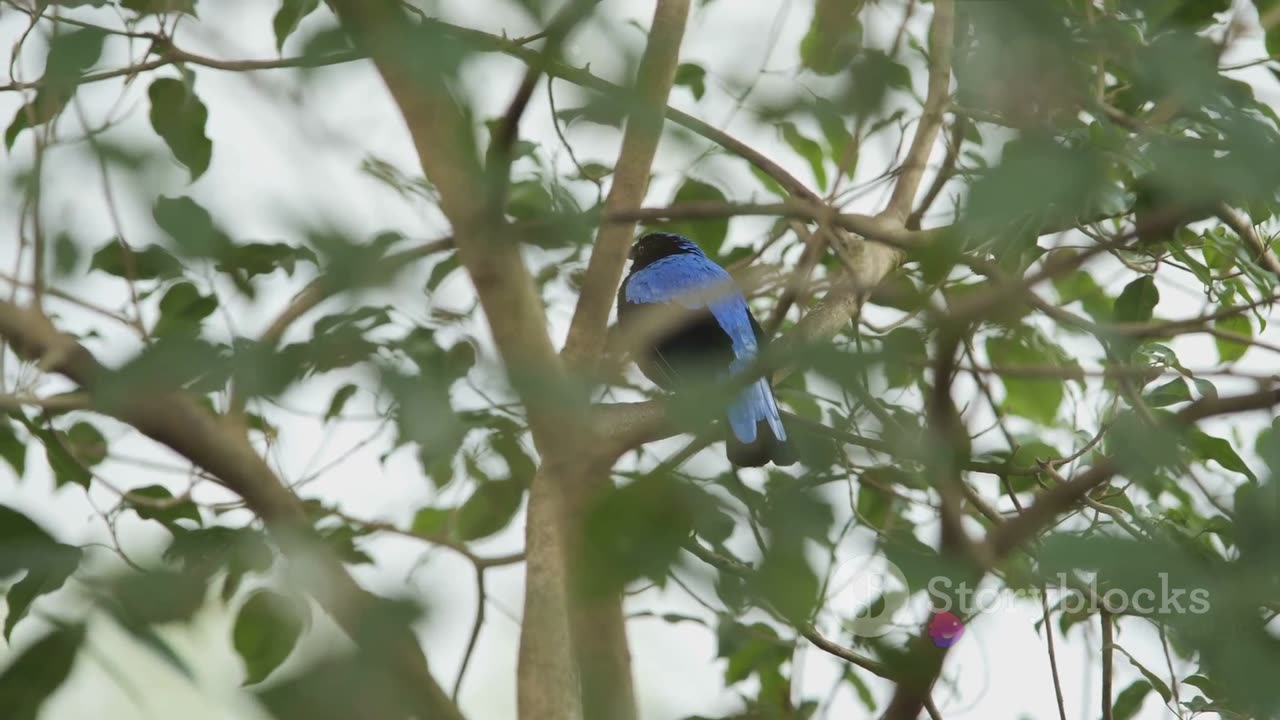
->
[816, 554, 911, 639]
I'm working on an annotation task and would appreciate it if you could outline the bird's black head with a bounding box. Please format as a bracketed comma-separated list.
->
[628, 232, 704, 271]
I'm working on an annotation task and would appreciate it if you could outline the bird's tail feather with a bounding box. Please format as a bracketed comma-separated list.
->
[726, 378, 795, 467]
[726, 419, 796, 467]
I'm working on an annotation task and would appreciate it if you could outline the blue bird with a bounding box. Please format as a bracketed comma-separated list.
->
[617, 232, 796, 467]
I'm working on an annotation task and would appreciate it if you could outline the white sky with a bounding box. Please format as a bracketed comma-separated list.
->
[2, 1, 1279, 718]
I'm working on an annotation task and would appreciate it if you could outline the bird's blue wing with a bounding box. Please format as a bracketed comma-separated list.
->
[626, 253, 786, 445]
[624, 253, 759, 358]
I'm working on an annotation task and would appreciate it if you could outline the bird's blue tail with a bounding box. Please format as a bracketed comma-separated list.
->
[726, 370, 795, 467]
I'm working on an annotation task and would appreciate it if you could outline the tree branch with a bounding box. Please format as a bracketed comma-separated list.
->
[561, 0, 691, 368]
[0, 300, 465, 720]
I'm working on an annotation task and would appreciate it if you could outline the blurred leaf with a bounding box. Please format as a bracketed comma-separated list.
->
[856, 484, 892, 529]
[316, 524, 373, 566]
[64, 421, 106, 466]
[122, 0, 197, 14]
[153, 282, 217, 338]
[257, 649, 415, 720]
[35, 426, 91, 489]
[108, 569, 207, 625]
[1115, 646, 1173, 703]
[1114, 276, 1159, 323]
[660, 178, 730, 258]
[1144, 378, 1191, 407]
[384, 369, 464, 488]
[164, 526, 273, 599]
[0, 506, 80, 640]
[717, 620, 790, 686]
[324, 384, 358, 421]
[673, 62, 706, 100]
[1113, 680, 1152, 720]
[800, 0, 864, 74]
[148, 76, 212, 180]
[5, 28, 106, 149]
[779, 122, 828, 190]
[234, 589, 307, 685]
[216, 242, 318, 280]
[1214, 314, 1251, 363]
[410, 507, 450, 537]
[967, 133, 1109, 235]
[274, 0, 321, 51]
[583, 474, 718, 593]
[454, 479, 525, 541]
[1053, 269, 1112, 324]
[986, 329, 1069, 424]
[128, 485, 201, 528]
[89, 241, 183, 280]
[4, 544, 80, 640]
[153, 195, 234, 259]
[0, 417, 26, 477]
[1187, 430, 1255, 481]
[0, 624, 85, 720]
[426, 251, 461, 291]
[881, 326, 926, 389]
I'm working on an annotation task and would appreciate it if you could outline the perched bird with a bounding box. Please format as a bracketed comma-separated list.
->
[617, 232, 795, 467]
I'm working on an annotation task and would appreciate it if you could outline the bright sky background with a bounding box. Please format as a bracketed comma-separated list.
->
[2, 1, 1279, 718]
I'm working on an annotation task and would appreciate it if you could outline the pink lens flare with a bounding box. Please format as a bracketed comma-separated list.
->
[929, 611, 965, 648]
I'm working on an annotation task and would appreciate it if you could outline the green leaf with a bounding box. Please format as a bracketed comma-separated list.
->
[6, 28, 107, 149]
[0, 504, 80, 640]
[215, 242, 317, 280]
[153, 195, 234, 259]
[1053, 270, 1112, 324]
[274, 0, 321, 51]
[779, 122, 828, 190]
[881, 326, 926, 389]
[0, 624, 85, 720]
[88, 240, 183, 280]
[0, 417, 26, 477]
[122, 0, 197, 14]
[673, 62, 706, 100]
[324, 384, 358, 421]
[986, 329, 1068, 424]
[662, 178, 730, 257]
[0, 505, 57, 574]
[164, 526, 273, 598]
[153, 282, 217, 338]
[425, 251, 460, 291]
[64, 421, 106, 466]
[1213, 313, 1251, 363]
[316, 524, 372, 565]
[108, 569, 208, 626]
[1113, 679, 1152, 720]
[233, 589, 307, 685]
[1144, 378, 1191, 407]
[584, 474, 715, 592]
[856, 484, 892, 528]
[128, 485, 201, 528]
[799, 0, 864, 74]
[148, 77, 212, 180]
[42, 431, 91, 488]
[4, 544, 80, 640]
[1113, 276, 1159, 323]
[410, 507, 451, 537]
[256, 648, 416, 720]
[1188, 430, 1256, 481]
[1115, 646, 1173, 703]
[455, 479, 526, 541]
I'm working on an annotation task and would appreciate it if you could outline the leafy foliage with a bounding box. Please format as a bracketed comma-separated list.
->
[4, 1, 1280, 719]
